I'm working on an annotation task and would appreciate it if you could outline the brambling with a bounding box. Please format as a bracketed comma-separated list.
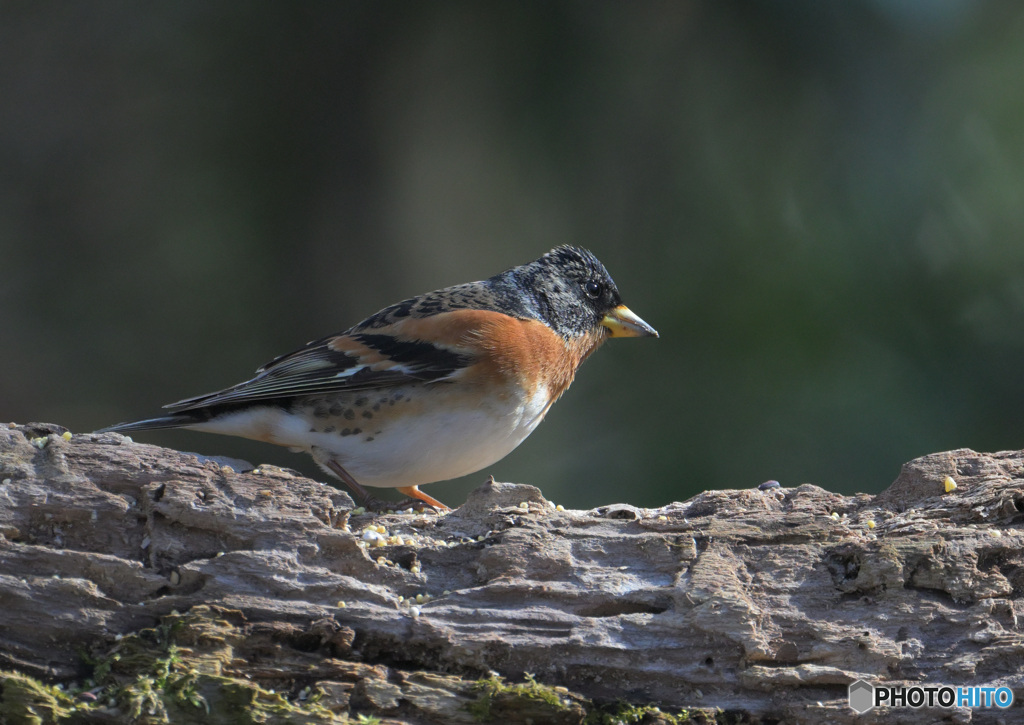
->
[100, 246, 658, 510]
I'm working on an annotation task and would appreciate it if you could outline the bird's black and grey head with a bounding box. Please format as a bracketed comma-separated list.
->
[356, 245, 657, 340]
[497, 245, 659, 339]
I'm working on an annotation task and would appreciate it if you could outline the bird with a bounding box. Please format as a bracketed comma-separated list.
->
[99, 246, 658, 511]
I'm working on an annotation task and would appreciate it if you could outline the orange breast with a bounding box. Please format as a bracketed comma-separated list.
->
[473, 314, 606, 401]
[371, 309, 607, 400]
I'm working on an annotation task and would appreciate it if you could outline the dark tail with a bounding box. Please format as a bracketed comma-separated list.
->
[95, 410, 214, 434]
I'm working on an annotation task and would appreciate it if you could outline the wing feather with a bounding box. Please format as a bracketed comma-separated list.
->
[163, 330, 473, 412]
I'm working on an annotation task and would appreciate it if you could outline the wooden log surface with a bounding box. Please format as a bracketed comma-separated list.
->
[2, 421, 1023, 724]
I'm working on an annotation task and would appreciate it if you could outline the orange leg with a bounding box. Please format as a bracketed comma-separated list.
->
[397, 486, 451, 512]
[325, 459, 449, 512]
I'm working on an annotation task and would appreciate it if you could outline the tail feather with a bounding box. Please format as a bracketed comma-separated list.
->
[95, 411, 214, 434]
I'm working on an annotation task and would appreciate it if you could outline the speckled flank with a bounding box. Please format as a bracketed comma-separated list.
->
[303, 376, 553, 489]
[295, 391, 418, 443]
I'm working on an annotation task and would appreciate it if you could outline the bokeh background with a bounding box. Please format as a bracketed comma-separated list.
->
[4, 2, 1024, 508]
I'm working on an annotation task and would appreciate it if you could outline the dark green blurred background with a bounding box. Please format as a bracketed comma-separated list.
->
[4, 2, 1024, 508]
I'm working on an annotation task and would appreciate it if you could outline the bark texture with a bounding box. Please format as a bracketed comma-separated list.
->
[2, 422, 1023, 724]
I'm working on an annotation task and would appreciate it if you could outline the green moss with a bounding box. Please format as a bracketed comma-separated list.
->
[466, 672, 580, 722]
[93, 609, 340, 724]
[466, 673, 717, 725]
[0, 608, 347, 725]
[0, 671, 80, 725]
[117, 670, 336, 725]
[584, 701, 689, 724]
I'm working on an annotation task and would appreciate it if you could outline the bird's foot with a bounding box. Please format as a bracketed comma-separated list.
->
[324, 460, 450, 513]
[350, 494, 443, 514]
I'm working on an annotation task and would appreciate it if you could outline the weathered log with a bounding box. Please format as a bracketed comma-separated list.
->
[1, 421, 1023, 724]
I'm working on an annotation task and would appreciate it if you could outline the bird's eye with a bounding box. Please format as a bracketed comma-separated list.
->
[584, 281, 603, 299]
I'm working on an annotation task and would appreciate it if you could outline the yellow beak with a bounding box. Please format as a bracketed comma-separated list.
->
[601, 305, 659, 338]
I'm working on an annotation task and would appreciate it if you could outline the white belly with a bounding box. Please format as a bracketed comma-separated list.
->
[189, 383, 552, 489]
